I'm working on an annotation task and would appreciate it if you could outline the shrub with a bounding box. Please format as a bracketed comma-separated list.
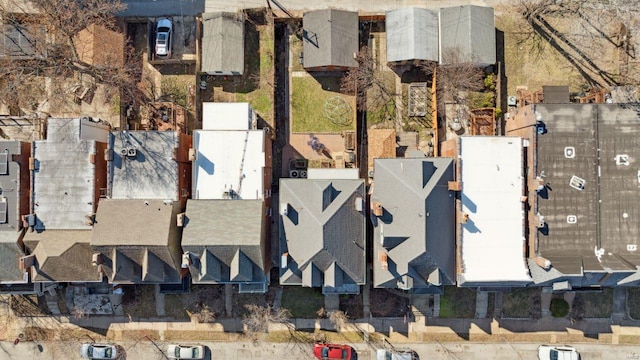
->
[550, 298, 570, 317]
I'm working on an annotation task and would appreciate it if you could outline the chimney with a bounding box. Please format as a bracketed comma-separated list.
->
[176, 213, 185, 227]
[378, 251, 388, 270]
[460, 213, 469, 224]
[181, 252, 191, 269]
[91, 253, 103, 266]
[372, 201, 383, 217]
[281, 252, 288, 269]
[448, 181, 461, 191]
[19, 254, 35, 270]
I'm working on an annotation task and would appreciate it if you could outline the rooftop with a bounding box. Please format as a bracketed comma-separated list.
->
[439, 5, 495, 65]
[371, 158, 456, 291]
[386, 7, 439, 63]
[33, 118, 107, 230]
[193, 130, 266, 200]
[459, 136, 530, 285]
[202, 102, 255, 130]
[534, 104, 640, 279]
[91, 199, 180, 247]
[279, 178, 366, 293]
[302, 9, 358, 69]
[201, 12, 244, 75]
[109, 131, 180, 201]
[182, 200, 266, 284]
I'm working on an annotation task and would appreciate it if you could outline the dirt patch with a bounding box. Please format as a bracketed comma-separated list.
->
[370, 289, 409, 318]
[10, 295, 49, 317]
[502, 288, 541, 319]
[165, 330, 244, 341]
[121, 285, 156, 319]
[164, 285, 225, 320]
[570, 289, 613, 319]
[339, 293, 363, 319]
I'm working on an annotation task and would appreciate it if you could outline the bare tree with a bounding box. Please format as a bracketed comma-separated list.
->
[0, 0, 143, 115]
[327, 310, 348, 333]
[421, 47, 484, 111]
[341, 46, 397, 122]
[242, 304, 291, 335]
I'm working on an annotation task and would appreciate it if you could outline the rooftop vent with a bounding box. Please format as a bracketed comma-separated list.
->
[567, 215, 577, 224]
[281, 252, 288, 268]
[280, 203, 288, 216]
[378, 251, 388, 271]
[564, 146, 575, 158]
[536, 213, 545, 228]
[627, 245, 637, 252]
[615, 154, 629, 166]
[569, 175, 585, 191]
[354, 197, 363, 212]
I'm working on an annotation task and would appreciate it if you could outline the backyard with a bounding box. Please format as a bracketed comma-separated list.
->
[210, 8, 275, 128]
[290, 75, 356, 133]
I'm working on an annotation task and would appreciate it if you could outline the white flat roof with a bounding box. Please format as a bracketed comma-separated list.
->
[202, 102, 253, 130]
[306, 168, 360, 180]
[193, 130, 265, 200]
[459, 136, 531, 284]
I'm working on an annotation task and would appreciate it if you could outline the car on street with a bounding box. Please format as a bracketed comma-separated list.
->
[81, 343, 117, 359]
[167, 344, 205, 359]
[313, 343, 356, 360]
[538, 345, 580, 360]
[376, 349, 415, 360]
[155, 18, 172, 57]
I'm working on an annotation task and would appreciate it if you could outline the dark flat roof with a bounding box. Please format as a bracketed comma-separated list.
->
[535, 103, 640, 273]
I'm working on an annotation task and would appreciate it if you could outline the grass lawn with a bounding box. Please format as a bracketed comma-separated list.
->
[291, 76, 356, 133]
[628, 288, 640, 320]
[281, 287, 324, 318]
[570, 289, 613, 319]
[439, 287, 476, 318]
[502, 288, 541, 318]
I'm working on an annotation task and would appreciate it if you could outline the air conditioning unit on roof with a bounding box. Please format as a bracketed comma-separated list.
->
[289, 170, 299, 178]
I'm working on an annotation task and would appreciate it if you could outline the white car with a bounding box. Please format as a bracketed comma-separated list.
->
[376, 349, 415, 360]
[155, 18, 172, 57]
[167, 344, 205, 359]
[81, 343, 117, 359]
[538, 345, 580, 360]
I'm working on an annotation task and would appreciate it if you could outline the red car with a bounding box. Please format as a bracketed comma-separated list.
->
[313, 344, 357, 360]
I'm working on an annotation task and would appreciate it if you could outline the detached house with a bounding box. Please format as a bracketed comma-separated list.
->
[279, 170, 366, 294]
[386, 8, 439, 65]
[371, 158, 456, 293]
[439, 5, 495, 66]
[27, 118, 109, 283]
[0, 141, 31, 290]
[90, 130, 192, 285]
[182, 102, 271, 292]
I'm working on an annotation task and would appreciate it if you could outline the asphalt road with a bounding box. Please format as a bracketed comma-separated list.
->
[2, 340, 640, 360]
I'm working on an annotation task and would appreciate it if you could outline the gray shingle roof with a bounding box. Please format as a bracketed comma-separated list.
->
[279, 179, 366, 292]
[181, 200, 267, 285]
[302, 9, 358, 69]
[26, 230, 100, 282]
[439, 5, 495, 65]
[91, 199, 182, 284]
[386, 8, 439, 63]
[371, 158, 456, 290]
[201, 12, 244, 75]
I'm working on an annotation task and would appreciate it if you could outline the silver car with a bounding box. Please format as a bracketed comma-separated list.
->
[167, 344, 205, 359]
[81, 343, 117, 359]
[538, 345, 580, 360]
[155, 18, 172, 57]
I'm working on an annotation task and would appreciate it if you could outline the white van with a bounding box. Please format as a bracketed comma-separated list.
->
[376, 349, 415, 360]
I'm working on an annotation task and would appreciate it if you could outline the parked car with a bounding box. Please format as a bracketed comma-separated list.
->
[538, 345, 580, 360]
[155, 18, 172, 57]
[81, 343, 117, 359]
[313, 343, 356, 360]
[167, 344, 205, 359]
[376, 349, 415, 360]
